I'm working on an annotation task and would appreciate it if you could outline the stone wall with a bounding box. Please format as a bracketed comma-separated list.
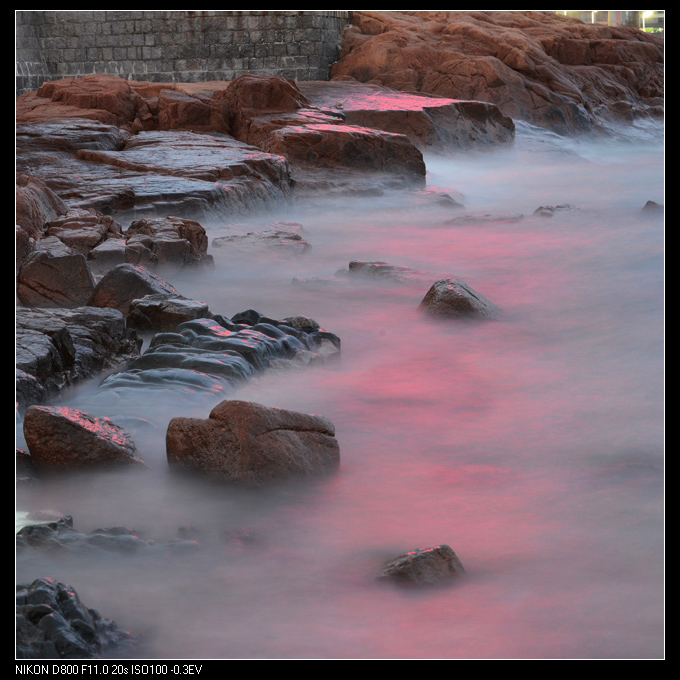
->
[16, 10, 351, 95]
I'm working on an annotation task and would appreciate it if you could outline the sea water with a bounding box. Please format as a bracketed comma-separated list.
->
[15, 120, 664, 659]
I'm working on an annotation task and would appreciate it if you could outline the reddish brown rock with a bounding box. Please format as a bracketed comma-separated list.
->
[16, 74, 153, 132]
[166, 400, 340, 485]
[331, 11, 664, 134]
[261, 123, 426, 181]
[23, 405, 144, 470]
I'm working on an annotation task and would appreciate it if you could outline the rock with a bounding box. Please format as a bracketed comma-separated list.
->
[17, 251, 96, 308]
[641, 200, 663, 214]
[16, 173, 67, 240]
[23, 405, 145, 470]
[261, 123, 426, 182]
[212, 223, 312, 255]
[533, 204, 576, 217]
[330, 11, 664, 135]
[16, 73, 152, 131]
[348, 259, 426, 282]
[46, 208, 123, 254]
[299, 80, 515, 152]
[125, 216, 211, 269]
[87, 263, 181, 315]
[418, 278, 500, 320]
[379, 544, 466, 585]
[16, 306, 141, 412]
[166, 399, 340, 484]
[16, 578, 136, 659]
[126, 295, 212, 332]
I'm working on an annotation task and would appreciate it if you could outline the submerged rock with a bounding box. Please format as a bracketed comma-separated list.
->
[22, 405, 145, 470]
[16, 577, 136, 659]
[419, 278, 500, 320]
[166, 399, 340, 485]
[379, 544, 466, 585]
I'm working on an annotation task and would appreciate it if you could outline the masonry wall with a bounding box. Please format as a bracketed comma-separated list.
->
[16, 10, 351, 95]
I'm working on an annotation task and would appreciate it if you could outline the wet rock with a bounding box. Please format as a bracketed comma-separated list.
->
[126, 295, 212, 332]
[533, 204, 576, 218]
[23, 405, 145, 470]
[15, 306, 141, 412]
[125, 216, 211, 269]
[16, 173, 67, 240]
[300, 80, 515, 152]
[261, 123, 426, 184]
[16, 578, 136, 659]
[419, 278, 500, 320]
[348, 259, 426, 283]
[379, 544, 466, 585]
[166, 399, 340, 484]
[88, 263, 181, 315]
[642, 200, 663, 214]
[331, 11, 664, 135]
[212, 222, 311, 255]
[17, 251, 96, 308]
[46, 208, 123, 254]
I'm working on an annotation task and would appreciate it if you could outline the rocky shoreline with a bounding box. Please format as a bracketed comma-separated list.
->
[16, 10, 663, 660]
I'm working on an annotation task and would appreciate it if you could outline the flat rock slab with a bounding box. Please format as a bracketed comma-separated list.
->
[379, 544, 466, 585]
[22, 405, 145, 470]
[166, 399, 340, 485]
[299, 80, 515, 151]
[419, 278, 500, 320]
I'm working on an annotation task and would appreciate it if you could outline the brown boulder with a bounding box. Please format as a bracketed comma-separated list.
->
[166, 400, 340, 485]
[23, 405, 144, 470]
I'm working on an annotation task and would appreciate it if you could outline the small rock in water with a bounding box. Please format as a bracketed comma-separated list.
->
[533, 204, 576, 218]
[641, 200, 663, 214]
[418, 278, 500, 320]
[379, 544, 466, 585]
[23, 405, 145, 470]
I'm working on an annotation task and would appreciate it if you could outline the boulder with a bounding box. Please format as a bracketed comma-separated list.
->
[379, 544, 466, 585]
[418, 278, 500, 320]
[348, 259, 426, 283]
[166, 399, 340, 484]
[87, 263, 181, 315]
[16, 578, 136, 659]
[46, 208, 123, 255]
[17, 251, 96, 308]
[22, 405, 145, 470]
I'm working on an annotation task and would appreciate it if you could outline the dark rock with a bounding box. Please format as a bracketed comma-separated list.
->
[418, 278, 500, 320]
[87, 263, 181, 315]
[16, 306, 142, 412]
[166, 399, 340, 484]
[16, 578, 136, 659]
[212, 222, 311, 255]
[379, 544, 466, 585]
[23, 405, 145, 470]
[642, 200, 663, 214]
[533, 204, 576, 217]
[126, 295, 212, 332]
[17, 251, 96, 308]
[348, 259, 426, 282]
[46, 208, 123, 254]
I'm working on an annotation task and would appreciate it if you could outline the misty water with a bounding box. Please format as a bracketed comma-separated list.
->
[16, 120, 664, 660]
